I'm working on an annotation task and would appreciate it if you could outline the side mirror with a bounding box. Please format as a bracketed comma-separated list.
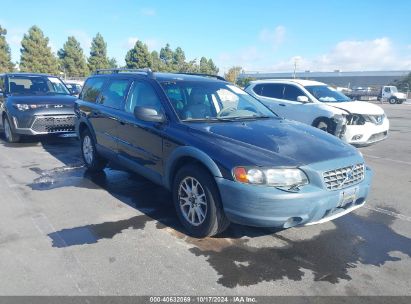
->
[297, 96, 309, 103]
[134, 106, 165, 123]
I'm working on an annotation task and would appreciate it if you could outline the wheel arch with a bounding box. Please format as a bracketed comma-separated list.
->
[77, 119, 97, 142]
[164, 147, 223, 191]
[312, 116, 331, 127]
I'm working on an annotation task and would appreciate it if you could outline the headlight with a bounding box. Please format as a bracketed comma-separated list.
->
[233, 167, 309, 189]
[14, 104, 49, 111]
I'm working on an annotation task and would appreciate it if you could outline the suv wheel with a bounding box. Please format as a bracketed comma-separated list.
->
[173, 164, 230, 237]
[389, 97, 397, 104]
[315, 120, 329, 132]
[81, 129, 107, 172]
[3, 116, 20, 143]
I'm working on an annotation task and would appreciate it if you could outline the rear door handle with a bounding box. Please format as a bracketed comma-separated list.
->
[279, 104, 286, 107]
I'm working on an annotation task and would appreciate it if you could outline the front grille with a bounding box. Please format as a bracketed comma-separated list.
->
[31, 116, 75, 133]
[323, 163, 365, 191]
[369, 131, 388, 143]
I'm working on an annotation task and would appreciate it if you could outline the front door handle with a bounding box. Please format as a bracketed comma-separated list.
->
[279, 104, 286, 107]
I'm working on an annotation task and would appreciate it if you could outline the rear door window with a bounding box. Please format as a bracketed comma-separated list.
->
[260, 84, 284, 99]
[100, 79, 132, 110]
[80, 77, 106, 102]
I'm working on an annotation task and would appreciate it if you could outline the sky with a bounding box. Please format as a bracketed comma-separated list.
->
[1, 0, 411, 74]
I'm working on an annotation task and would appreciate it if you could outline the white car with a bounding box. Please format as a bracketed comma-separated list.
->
[245, 79, 389, 146]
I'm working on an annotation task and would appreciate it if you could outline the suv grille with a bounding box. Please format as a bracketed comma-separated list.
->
[323, 163, 365, 190]
[31, 116, 75, 133]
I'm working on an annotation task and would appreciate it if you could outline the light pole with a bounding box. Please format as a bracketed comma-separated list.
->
[293, 58, 299, 79]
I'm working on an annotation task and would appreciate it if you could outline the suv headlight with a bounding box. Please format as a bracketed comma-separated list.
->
[233, 167, 309, 189]
[14, 104, 49, 111]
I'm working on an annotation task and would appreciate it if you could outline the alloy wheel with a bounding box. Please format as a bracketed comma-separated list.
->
[82, 135, 94, 165]
[178, 176, 208, 226]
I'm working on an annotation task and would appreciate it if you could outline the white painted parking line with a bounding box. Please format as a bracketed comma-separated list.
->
[364, 154, 411, 166]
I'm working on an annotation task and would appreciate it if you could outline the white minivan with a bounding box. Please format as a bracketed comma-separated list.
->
[245, 79, 389, 146]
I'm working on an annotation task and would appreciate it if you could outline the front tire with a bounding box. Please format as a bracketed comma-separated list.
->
[3, 116, 21, 143]
[315, 120, 329, 132]
[173, 164, 230, 238]
[81, 129, 107, 172]
[389, 97, 397, 104]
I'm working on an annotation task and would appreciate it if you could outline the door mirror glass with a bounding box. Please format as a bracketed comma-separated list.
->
[134, 106, 165, 123]
[297, 96, 309, 103]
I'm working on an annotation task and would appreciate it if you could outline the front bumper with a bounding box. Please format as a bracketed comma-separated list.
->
[342, 119, 389, 146]
[11, 114, 76, 135]
[216, 156, 372, 228]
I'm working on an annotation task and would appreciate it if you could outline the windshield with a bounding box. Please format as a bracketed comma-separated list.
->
[390, 87, 398, 93]
[305, 85, 351, 103]
[160, 81, 276, 121]
[8, 76, 70, 96]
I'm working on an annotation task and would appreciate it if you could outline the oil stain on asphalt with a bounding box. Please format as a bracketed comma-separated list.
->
[29, 163, 411, 288]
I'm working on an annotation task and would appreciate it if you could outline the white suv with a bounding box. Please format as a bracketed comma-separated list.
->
[245, 79, 389, 146]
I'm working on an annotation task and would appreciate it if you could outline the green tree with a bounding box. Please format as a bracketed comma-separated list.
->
[0, 26, 14, 72]
[108, 57, 118, 68]
[20, 26, 59, 74]
[125, 40, 152, 69]
[88, 33, 110, 72]
[391, 72, 411, 93]
[236, 77, 255, 88]
[199, 57, 209, 74]
[151, 50, 164, 71]
[207, 58, 219, 75]
[224, 66, 243, 83]
[58, 36, 88, 77]
[159, 43, 174, 71]
[172, 47, 186, 70]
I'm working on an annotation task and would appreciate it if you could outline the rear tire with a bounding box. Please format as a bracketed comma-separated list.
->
[173, 164, 230, 238]
[80, 129, 107, 172]
[2, 116, 21, 143]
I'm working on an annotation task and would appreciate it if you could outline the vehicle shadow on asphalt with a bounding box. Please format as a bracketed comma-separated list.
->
[14, 136, 411, 288]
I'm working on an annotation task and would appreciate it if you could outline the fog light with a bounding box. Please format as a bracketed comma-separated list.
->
[352, 135, 363, 141]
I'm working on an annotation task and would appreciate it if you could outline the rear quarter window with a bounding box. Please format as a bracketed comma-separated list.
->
[80, 77, 106, 102]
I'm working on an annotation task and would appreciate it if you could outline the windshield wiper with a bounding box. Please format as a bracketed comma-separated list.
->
[216, 115, 271, 121]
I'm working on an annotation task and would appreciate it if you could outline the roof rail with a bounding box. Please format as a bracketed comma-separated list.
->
[93, 68, 154, 78]
[176, 72, 226, 81]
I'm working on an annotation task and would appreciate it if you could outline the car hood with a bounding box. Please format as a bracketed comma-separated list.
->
[8, 95, 77, 106]
[325, 101, 385, 115]
[187, 118, 359, 167]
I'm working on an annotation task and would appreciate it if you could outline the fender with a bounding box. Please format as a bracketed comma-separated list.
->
[163, 146, 223, 190]
[76, 117, 97, 142]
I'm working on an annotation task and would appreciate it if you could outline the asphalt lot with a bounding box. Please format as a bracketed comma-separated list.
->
[0, 103, 410, 296]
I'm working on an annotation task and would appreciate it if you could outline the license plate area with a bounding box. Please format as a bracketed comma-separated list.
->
[338, 186, 359, 208]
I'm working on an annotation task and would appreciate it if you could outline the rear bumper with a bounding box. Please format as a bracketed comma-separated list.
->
[216, 165, 372, 228]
